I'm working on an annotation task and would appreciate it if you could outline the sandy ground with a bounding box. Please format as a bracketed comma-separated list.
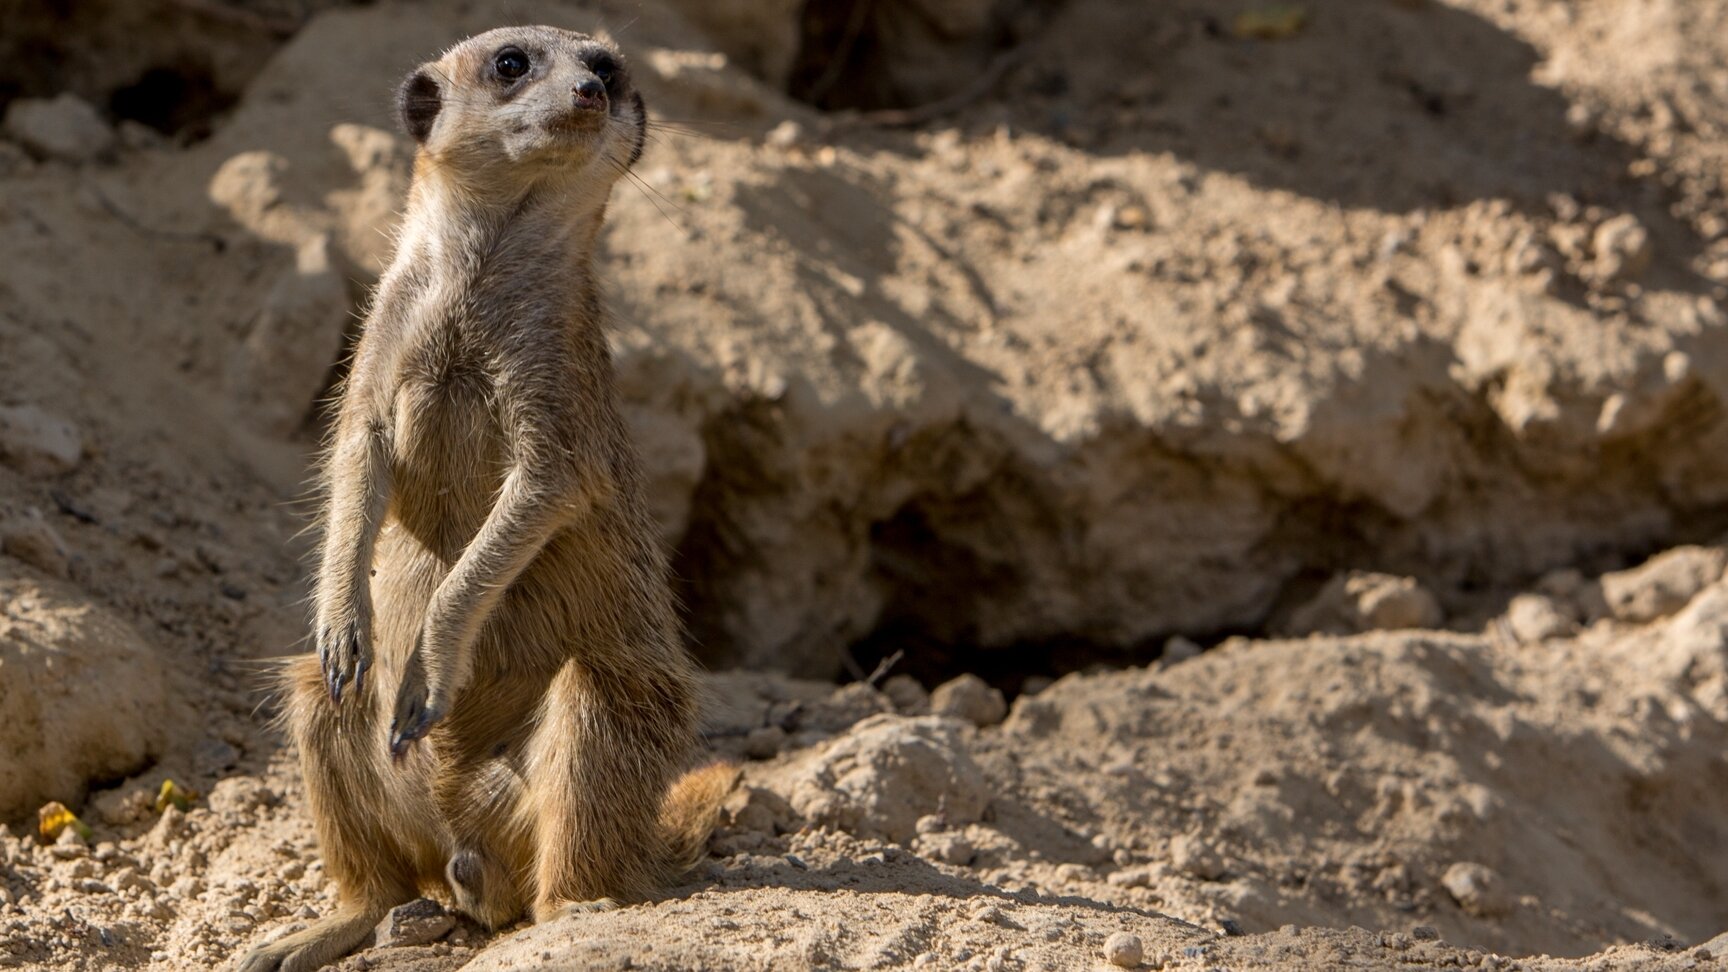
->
[2, 0, 1727, 969]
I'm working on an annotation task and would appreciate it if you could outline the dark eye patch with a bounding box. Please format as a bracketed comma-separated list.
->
[589, 54, 620, 92]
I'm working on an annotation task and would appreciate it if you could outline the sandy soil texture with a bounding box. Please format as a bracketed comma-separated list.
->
[1, 0, 1726, 969]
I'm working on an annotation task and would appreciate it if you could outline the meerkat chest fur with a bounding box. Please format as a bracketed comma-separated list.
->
[379, 188, 612, 557]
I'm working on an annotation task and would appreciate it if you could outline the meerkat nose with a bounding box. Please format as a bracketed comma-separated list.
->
[573, 79, 607, 111]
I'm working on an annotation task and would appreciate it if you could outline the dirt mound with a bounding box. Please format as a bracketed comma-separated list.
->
[0, 0, 1726, 969]
[115, 0, 1728, 681]
[0, 561, 172, 822]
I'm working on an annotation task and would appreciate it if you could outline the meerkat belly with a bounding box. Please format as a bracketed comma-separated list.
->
[362, 369, 507, 681]
[388, 369, 507, 562]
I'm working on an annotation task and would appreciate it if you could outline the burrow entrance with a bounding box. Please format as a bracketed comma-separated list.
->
[784, 0, 1057, 112]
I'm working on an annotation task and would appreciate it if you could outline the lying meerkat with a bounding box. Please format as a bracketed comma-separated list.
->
[240, 26, 733, 972]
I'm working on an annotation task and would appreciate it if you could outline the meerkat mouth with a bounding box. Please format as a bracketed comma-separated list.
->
[546, 110, 608, 137]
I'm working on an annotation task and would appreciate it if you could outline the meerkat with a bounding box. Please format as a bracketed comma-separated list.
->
[238, 26, 734, 972]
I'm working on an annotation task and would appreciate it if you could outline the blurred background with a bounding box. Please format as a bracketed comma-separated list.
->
[0, 0, 1725, 969]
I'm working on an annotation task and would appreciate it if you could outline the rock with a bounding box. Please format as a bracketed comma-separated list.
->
[929, 674, 1007, 727]
[0, 404, 84, 475]
[1103, 932, 1144, 968]
[764, 120, 803, 150]
[0, 513, 70, 578]
[90, 786, 154, 827]
[1502, 593, 1576, 644]
[1168, 833, 1225, 881]
[1286, 572, 1443, 636]
[1441, 862, 1513, 918]
[0, 561, 169, 820]
[192, 738, 242, 776]
[1111, 204, 1151, 231]
[227, 234, 352, 436]
[881, 674, 930, 714]
[916, 830, 975, 865]
[1592, 214, 1652, 282]
[1699, 931, 1728, 959]
[1535, 568, 1609, 624]
[722, 785, 793, 834]
[207, 151, 294, 236]
[1599, 546, 1727, 623]
[743, 725, 786, 760]
[1161, 636, 1202, 665]
[787, 715, 989, 843]
[795, 682, 895, 734]
[0, 141, 32, 177]
[374, 897, 455, 947]
[2, 94, 115, 162]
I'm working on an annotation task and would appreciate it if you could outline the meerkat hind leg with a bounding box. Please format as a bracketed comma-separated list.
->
[524, 664, 679, 922]
[245, 655, 418, 970]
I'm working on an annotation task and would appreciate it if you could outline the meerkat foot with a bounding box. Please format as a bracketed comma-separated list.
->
[237, 906, 382, 972]
[534, 897, 620, 923]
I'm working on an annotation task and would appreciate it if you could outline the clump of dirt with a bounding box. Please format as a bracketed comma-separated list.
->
[1, 0, 1727, 969]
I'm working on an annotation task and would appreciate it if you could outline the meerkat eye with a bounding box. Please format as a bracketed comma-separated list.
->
[493, 47, 530, 81]
[591, 55, 618, 88]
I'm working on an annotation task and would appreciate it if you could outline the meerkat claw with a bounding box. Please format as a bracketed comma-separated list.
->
[318, 618, 371, 705]
[389, 688, 441, 760]
[318, 624, 348, 704]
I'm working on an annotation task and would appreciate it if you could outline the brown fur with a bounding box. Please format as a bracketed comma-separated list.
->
[239, 27, 732, 972]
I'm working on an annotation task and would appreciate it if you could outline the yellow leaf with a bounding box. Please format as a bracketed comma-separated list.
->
[155, 779, 195, 813]
[37, 801, 93, 843]
[1234, 4, 1309, 40]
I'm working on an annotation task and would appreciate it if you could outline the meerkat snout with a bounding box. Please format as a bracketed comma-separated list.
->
[574, 78, 606, 111]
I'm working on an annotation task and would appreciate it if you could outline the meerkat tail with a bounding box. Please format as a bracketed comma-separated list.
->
[659, 761, 740, 875]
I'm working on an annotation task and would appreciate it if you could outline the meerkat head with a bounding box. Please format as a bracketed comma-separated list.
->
[396, 26, 646, 188]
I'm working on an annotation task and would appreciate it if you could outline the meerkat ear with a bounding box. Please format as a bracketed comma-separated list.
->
[397, 69, 442, 144]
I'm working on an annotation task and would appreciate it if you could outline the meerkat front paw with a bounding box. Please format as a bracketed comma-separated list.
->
[316, 604, 372, 705]
[388, 646, 447, 760]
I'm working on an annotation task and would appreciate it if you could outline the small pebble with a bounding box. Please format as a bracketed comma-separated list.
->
[1104, 931, 1144, 968]
[881, 674, 930, 714]
[1161, 636, 1201, 664]
[743, 725, 786, 760]
[1113, 204, 1150, 230]
[374, 897, 454, 947]
[930, 674, 1007, 727]
[0, 404, 83, 475]
[3, 93, 115, 162]
[765, 119, 803, 149]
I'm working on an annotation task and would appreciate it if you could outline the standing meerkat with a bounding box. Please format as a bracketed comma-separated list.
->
[240, 26, 734, 972]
